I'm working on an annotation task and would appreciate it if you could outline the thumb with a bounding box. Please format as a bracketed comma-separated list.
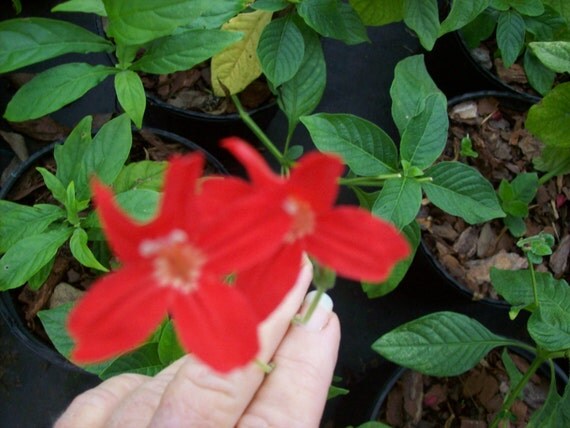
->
[238, 292, 341, 428]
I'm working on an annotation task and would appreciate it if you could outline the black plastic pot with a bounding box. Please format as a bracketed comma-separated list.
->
[0, 127, 225, 358]
[420, 91, 536, 308]
[426, 28, 542, 104]
[368, 347, 569, 426]
[143, 90, 278, 153]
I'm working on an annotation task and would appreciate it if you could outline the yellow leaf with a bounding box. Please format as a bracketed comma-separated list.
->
[211, 10, 272, 96]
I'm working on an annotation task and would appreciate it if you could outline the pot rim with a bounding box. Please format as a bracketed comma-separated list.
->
[420, 91, 535, 308]
[451, 30, 542, 104]
[369, 345, 569, 423]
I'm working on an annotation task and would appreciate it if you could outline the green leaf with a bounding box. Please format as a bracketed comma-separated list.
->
[362, 221, 420, 298]
[4, 63, 117, 122]
[460, 9, 498, 49]
[496, 10, 526, 68]
[400, 92, 448, 169]
[0, 228, 72, 291]
[403, 0, 440, 51]
[373, 312, 511, 376]
[423, 161, 505, 224]
[113, 160, 167, 194]
[508, 0, 545, 16]
[0, 202, 65, 253]
[0, 18, 113, 74]
[211, 10, 272, 96]
[372, 177, 422, 230]
[297, 0, 369, 45]
[251, 0, 289, 12]
[11, 0, 22, 14]
[490, 268, 568, 316]
[115, 70, 146, 129]
[36, 167, 67, 205]
[301, 113, 399, 176]
[390, 54, 441, 135]
[278, 22, 326, 136]
[527, 373, 563, 427]
[102, 0, 210, 45]
[504, 214, 527, 236]
[440, 0, 490, 36]
[510, 172, 539, 203]
[131, 29, 243, 75]
[38, 303, 116, 376]
[528, 305, 570, 351]
[100, 342, 164, 378]
[70, 228, 108, 272]
[529, 41, 570, 73]
[257, 15, 305, 87]
[52, 0, 107, 15]
[501, 349, 524, 399]
[349, 0, 404, 26]
[533, 146, 570, 176]
[526, 82, 570, 148]
[28, 257, 55, 290]
[543, 0, 570, 24]
[523, 8, 567, 41]
[76, 114, 132, 200]
[352, 423, 391, 428]
[115, 189, 160, 222]
[327, 385, 350, 399]
[512, 268, 570, 351]
[186, 0, 248, 29]
[158, 320, 185, 365]
[524, 48, 556, 96]
[54, 116, 93, 188]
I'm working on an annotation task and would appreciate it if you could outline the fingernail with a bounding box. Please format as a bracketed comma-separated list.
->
[297, 291, 333, 332]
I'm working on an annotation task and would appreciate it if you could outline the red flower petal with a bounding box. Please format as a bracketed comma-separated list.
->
[234, 243, 303, 319]
[196, 176, 252, 225]
[69, 263, 170, 362]
[198, 190, 291, 274]
[288, 152, 344, 213]
[91, 179, 147, 264]
[306, 206, 410, 282]
[171, 279, 260, 372]
[221, 137, 281, 186]
[155, 154, 204, 232]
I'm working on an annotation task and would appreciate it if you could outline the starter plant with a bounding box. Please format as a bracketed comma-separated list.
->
[295, 54, 505, 297]
[0, 110, 410, 376]
[349, 0, 570, 96]
[0, 0, 368, 127]
[458, 0, 570, 96]
[373, 232, 570, 427]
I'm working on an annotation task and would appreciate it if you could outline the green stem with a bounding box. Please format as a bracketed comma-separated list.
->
[490, 354, 546, 428]
[231, 94, 289, 168]
[415, 177, 434, 183]
[255, 358, 275, 374]
[339, 173, 402, 187]
[299, 287, 325, 325]
[528, 255, 539, 308]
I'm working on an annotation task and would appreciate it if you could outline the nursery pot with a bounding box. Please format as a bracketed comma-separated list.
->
[424, 2, 542, 103]
[452, 30, 542, 104]
[419, 91, 569, 307]
[143, 91, 278, 151]
[369, 347, 568, 427]
[0, 127, 226, 369]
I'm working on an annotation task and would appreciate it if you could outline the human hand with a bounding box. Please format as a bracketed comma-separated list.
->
[55, 260, 340, 428]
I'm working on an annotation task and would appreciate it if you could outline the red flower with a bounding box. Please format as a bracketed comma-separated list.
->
[68, 153, 291, 372]
[218, 138, 410, 312]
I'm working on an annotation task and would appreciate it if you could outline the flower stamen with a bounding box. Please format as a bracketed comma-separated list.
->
[139, 230, 204, 293]
[283, 197, 315, 242]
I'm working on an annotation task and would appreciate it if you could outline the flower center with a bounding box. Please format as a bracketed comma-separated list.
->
[282, 197, 316, 242]
[139, 230, 204, 293]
